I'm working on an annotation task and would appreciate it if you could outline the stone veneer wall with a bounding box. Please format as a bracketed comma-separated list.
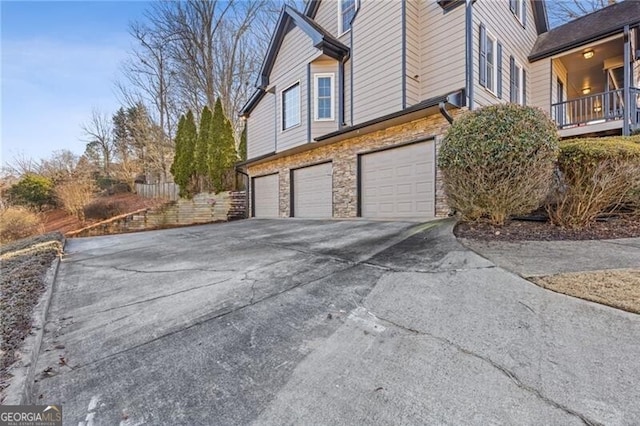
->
[247, 112, 461, 218]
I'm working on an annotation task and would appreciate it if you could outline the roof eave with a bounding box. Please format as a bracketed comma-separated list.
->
[529, 26, 627, 62]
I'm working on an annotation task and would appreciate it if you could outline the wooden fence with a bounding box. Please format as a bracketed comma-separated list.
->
[135, 182, 180, 201]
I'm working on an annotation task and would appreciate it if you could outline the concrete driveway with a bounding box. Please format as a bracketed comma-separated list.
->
[32, 219, 640, 425]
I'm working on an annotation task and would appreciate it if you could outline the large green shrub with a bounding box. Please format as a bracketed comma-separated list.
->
[438, 104, 559, 225]
[7, 174, 55, 209]
[547, 136, 640, 228]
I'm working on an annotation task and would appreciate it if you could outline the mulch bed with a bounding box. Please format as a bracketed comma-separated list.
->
[0, 233, 63, 402]
[455, 216, 640, 241]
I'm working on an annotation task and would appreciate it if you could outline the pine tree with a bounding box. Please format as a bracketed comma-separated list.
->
[195, 106, 213, 192]
[208, 99, 238, 192]
[238, 124, 247, 161]
[182, 110, 198, 197]
[170, 114, 188, 196]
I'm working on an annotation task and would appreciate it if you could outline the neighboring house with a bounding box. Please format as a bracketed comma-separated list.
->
[239, 0, 640, 220]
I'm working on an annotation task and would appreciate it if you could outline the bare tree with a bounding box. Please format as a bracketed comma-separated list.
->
[81, 109, 114, 176]
[547, 0, 617, 27]
[118, 20, 177, 181]
[39, 149, 79, 182]
[2, 152, 40, 177]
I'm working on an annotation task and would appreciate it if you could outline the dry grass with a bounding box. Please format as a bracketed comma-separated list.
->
[54, 179, 96, 221]
[0, 206, 44, 244]
[531, 269, 640, 314]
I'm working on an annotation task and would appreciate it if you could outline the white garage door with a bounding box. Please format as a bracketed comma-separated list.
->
[253, 174, 279, 218]
[360, 141, 435, 219]
[292, 162, 333, 218]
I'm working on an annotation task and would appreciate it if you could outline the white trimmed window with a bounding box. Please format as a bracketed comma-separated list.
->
[339, 0, 356, 35]
[314, 73, 334, 121]
[510, 0, 525, 25]
[282, 82, 300, 130]
[480, 25, 499, 96]
[510, 57, 527, 105]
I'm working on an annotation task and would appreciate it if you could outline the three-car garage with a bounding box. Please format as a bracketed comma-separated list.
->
[251, 139, 436, 220]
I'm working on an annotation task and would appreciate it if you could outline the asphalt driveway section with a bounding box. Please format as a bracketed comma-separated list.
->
[30, 219, 419, 425]
[31, 219, 640, 425]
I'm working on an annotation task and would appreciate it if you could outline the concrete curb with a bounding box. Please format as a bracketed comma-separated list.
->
[3, 239, 65, 405]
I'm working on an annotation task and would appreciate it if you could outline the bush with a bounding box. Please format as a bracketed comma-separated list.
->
[438, 104, 559, 225]
[55, 179, 96, 221]
[7, 174, 55, 210]
[547, 137, 640, 229]
[83, 198, 126, 220]
[0, 207, 44, 243]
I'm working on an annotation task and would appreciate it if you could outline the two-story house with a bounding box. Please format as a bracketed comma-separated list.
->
[239, 0, 640, 220]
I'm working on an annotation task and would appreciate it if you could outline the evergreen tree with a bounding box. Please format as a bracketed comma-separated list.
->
[208, 99, 238, 193]
[238, 124, 247, 161]
[170, 114, 188, 196]
[195, 106, 214, 192]
[170, 111, 198, 198]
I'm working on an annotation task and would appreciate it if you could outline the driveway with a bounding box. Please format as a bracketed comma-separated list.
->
[32, 219, 640, 425]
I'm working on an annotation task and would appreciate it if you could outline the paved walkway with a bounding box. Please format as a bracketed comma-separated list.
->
[460, 237, 640, 277]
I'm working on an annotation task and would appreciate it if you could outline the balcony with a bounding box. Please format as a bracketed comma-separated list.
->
[551, 88, 640, 138]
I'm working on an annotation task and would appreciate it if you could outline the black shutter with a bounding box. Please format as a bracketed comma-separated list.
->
[497, 42, 503, 99]
[479, 24, 487, 87]
[522, 69, 527, 105]
[509, 56, 516, 103]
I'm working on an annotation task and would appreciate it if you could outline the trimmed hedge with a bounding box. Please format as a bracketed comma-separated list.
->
[548, 136, 640, 228]
[438, 104, 559, 225]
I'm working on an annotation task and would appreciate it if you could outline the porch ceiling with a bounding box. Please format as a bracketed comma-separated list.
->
[557, 37, 624, 99]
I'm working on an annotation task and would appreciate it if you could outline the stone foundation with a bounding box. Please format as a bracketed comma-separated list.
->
[248, 112, 458, 218]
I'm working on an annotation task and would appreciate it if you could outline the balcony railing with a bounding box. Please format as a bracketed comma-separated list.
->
[551, 88, 640, 130]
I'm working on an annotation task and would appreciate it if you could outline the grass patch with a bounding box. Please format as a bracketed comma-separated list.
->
[0, 232, 63, 401]
[531, 269, 640, 315]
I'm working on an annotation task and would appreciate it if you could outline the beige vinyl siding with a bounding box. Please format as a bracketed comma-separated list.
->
[420, 1, 466, 100]
[529, 59, 552, 115]
[473, 0, 537, 108]
[313, 0, 339, 40]
[405, 0, 421, 105]
[352, 0, 403, 124]
[271, 26, 321, 152]
[311, 60, 339, 140]
[247, 94, 275, 159]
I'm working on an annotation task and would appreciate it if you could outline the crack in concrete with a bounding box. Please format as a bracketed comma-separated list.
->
[59, 263, 358, 373]
[95, 277, 234, 314]
[374, 314, 602, 426]
[75, 262, 240, 275]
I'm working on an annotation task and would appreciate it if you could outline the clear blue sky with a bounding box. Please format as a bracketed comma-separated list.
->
[1, 0, 151, 165]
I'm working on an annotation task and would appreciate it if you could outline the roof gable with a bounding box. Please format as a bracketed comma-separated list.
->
[256, 6, 349, 90]
[241, 5, 349, 116]
[530, 0, 640, 61]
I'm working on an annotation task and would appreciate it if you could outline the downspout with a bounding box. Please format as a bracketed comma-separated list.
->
[401, 0, 407, 109]
[269, 87, 278, 151]
[439, 102, 454, 124]
[307, 63, 312, 142]
[465, 0, 474, 110]
[623, 25, 631, 136]
[339, 58, 346, 128]
[350, 1, 361, 125]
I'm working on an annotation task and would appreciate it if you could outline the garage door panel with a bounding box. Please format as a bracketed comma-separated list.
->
[253, 174, 279, 218]
[293, 163, 333, 218]
[360, 142, 435, 219]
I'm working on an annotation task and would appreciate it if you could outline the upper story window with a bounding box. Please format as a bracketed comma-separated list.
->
[510, 57, 526, 105]
[339, 0, 356, 35]
[510, 0, 526, 26]
[282, 82, 300, 131]
[479, 25, 502, 98]
[314, 73, 335, 121]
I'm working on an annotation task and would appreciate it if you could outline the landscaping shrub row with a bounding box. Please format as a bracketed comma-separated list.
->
[439, 104, 640, 229]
